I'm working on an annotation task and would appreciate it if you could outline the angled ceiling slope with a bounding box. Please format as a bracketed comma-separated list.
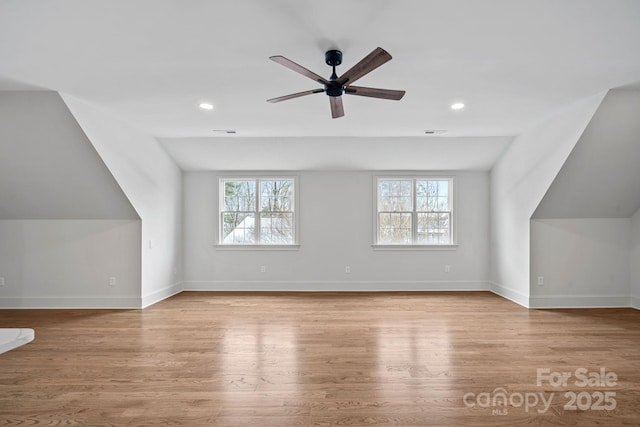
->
[533, 89, 640, 219]
[0, 91, 139, 220]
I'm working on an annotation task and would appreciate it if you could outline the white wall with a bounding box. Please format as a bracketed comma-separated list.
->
[62, 95, 183, 306]
[183, 170, 489, 290]
[631, 208, 640, 309]
[0, 220, 141, 308]
[530, 219, 631, 308]
[0, 91, 143, 308]
[489, 92, 606, 306]
[527, 90, 640, 309]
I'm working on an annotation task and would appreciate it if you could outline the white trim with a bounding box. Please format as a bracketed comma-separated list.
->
[489, 281, 530, 308]
[0, 282, 183, 309]
[183, 280, 491, 292]
[141, 282, 183, 308]
[372, 244, 458, 251]
[0, 296, 142, 309]
[529, 294, 631, 309]
[3, 286, 632, 309]
[214, 244, 300, 251]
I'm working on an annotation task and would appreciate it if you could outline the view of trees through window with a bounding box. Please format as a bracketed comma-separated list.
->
[221, 178, 295, 244]
[377, 178, 452, 245]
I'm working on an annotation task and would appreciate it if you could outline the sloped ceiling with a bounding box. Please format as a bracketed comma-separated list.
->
[1, 1, 640, 171]
[0, 92, 139, 219]
[533, 89, 640, 219]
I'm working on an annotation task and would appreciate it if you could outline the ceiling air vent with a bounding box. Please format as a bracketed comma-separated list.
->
[424, 130, 447, 135]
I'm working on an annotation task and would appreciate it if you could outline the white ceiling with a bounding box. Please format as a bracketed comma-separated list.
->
[1, 0, 639, 170]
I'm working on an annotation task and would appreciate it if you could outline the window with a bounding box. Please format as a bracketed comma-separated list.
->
[219, 177, 297, 245]
[375, 177, 454, 246]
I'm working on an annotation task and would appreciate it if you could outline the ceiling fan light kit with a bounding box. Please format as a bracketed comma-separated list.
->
[268, 47, 405, 119]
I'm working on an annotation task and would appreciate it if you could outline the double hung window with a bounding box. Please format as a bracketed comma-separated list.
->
[219, 177, 297, 245]
[375, 177, 454, 246]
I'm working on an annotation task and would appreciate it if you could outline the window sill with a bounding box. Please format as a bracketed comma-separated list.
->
[371, 244, 458, 251]
[214, 244, 300, 251]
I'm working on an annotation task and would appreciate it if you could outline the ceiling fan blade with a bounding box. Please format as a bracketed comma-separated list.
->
[329, 96, 344, 119]
[337, 47, 392, 86]
[270, 56, 330, 85]
[267, 88, 324, 103]
[344, 86, 405, 100]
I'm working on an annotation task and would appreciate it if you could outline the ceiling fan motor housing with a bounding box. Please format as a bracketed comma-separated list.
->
[325, 50, 342, 67]
[325, 82, 344, 97]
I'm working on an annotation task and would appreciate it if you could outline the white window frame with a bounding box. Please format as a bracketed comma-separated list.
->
[216, 175, 299, 250]
[373, 175, 457, 250]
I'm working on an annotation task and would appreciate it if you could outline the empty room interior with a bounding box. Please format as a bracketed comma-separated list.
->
[1, 1, 640, 425]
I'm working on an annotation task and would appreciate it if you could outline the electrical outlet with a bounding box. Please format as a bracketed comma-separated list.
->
[445, 265, 451, 273]
[537, 276, 544, 286]
[109, 277, 117, 287]
[260, 265, 266, 273]
[0, 277, 5, 286]
[345, 266, 351, 274]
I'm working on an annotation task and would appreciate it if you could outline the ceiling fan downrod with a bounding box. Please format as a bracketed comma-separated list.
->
[324, 49, 343, 96]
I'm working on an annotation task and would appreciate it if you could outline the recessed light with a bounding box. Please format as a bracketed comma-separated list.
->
[199, 103, 214, 110]
[451, 102, 465, 110]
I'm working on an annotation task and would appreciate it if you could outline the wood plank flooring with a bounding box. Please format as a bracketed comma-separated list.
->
[1, 291, 639, 426]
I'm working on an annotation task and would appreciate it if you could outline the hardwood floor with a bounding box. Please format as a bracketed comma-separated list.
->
[1, 291, 639, 426]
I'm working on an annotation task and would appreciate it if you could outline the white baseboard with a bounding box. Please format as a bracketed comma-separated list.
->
[529, 294, 631, 309]
[183, 280, 491, 292]
[488, 282, 529, 308]
[0, 296, 142, 309]
[0, 282, 184, 309]
[141, 282, 183, 308]
[3, 284, 632, 310]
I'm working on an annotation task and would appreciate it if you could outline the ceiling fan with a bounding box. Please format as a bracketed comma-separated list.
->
[267, 47, 405, 119]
